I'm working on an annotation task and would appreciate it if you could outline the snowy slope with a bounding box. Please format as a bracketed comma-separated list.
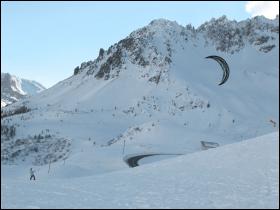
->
[20, 79, 46, 96]
[1, 16, 278, 170]
[1, 73, 46, 107]
[1, 132, 278, 209]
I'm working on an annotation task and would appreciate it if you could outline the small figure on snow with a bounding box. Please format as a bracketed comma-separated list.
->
[269, 119, 277, 128]
[30, 168, 36, 180]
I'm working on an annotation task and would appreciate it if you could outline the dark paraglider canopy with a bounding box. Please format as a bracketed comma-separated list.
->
[205, 55, 230, 86]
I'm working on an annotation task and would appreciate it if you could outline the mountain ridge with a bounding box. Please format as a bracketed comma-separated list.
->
[73, 15, 278, 80]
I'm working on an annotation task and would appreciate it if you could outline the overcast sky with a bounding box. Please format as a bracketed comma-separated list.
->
[1, 1, 279, 88]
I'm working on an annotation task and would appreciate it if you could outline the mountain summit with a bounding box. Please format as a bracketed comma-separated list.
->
[74, 16, 278, 80]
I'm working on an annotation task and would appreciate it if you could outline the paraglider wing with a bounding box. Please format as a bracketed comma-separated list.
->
[205, 55, 230, 85]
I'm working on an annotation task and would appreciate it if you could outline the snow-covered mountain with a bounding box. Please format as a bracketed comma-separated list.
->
[1, 15, 279, 169]
[1, 73, 46, 107]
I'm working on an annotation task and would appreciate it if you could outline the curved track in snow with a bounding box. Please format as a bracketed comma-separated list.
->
[124, 153, 183, 167]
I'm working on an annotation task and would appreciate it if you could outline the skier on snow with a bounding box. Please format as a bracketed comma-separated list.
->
[30, 168, 36, 180]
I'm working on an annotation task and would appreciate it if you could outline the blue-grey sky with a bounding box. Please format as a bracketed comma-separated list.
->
[1, 1, 271, 88]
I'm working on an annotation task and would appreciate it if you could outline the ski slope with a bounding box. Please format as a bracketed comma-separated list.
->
[1, 132, 278, 209]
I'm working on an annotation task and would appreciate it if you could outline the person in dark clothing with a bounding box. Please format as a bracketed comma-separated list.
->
[30, 168, 35, 180]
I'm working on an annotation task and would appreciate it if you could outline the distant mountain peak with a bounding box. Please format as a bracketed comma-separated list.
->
[1, 73, 46, 107]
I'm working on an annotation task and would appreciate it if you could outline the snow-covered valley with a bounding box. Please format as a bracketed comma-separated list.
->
[1, 132, 278, 208]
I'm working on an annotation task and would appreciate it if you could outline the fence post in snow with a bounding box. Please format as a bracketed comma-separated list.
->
[48, 160, 51, 174]
[122, 139, 126, 155]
